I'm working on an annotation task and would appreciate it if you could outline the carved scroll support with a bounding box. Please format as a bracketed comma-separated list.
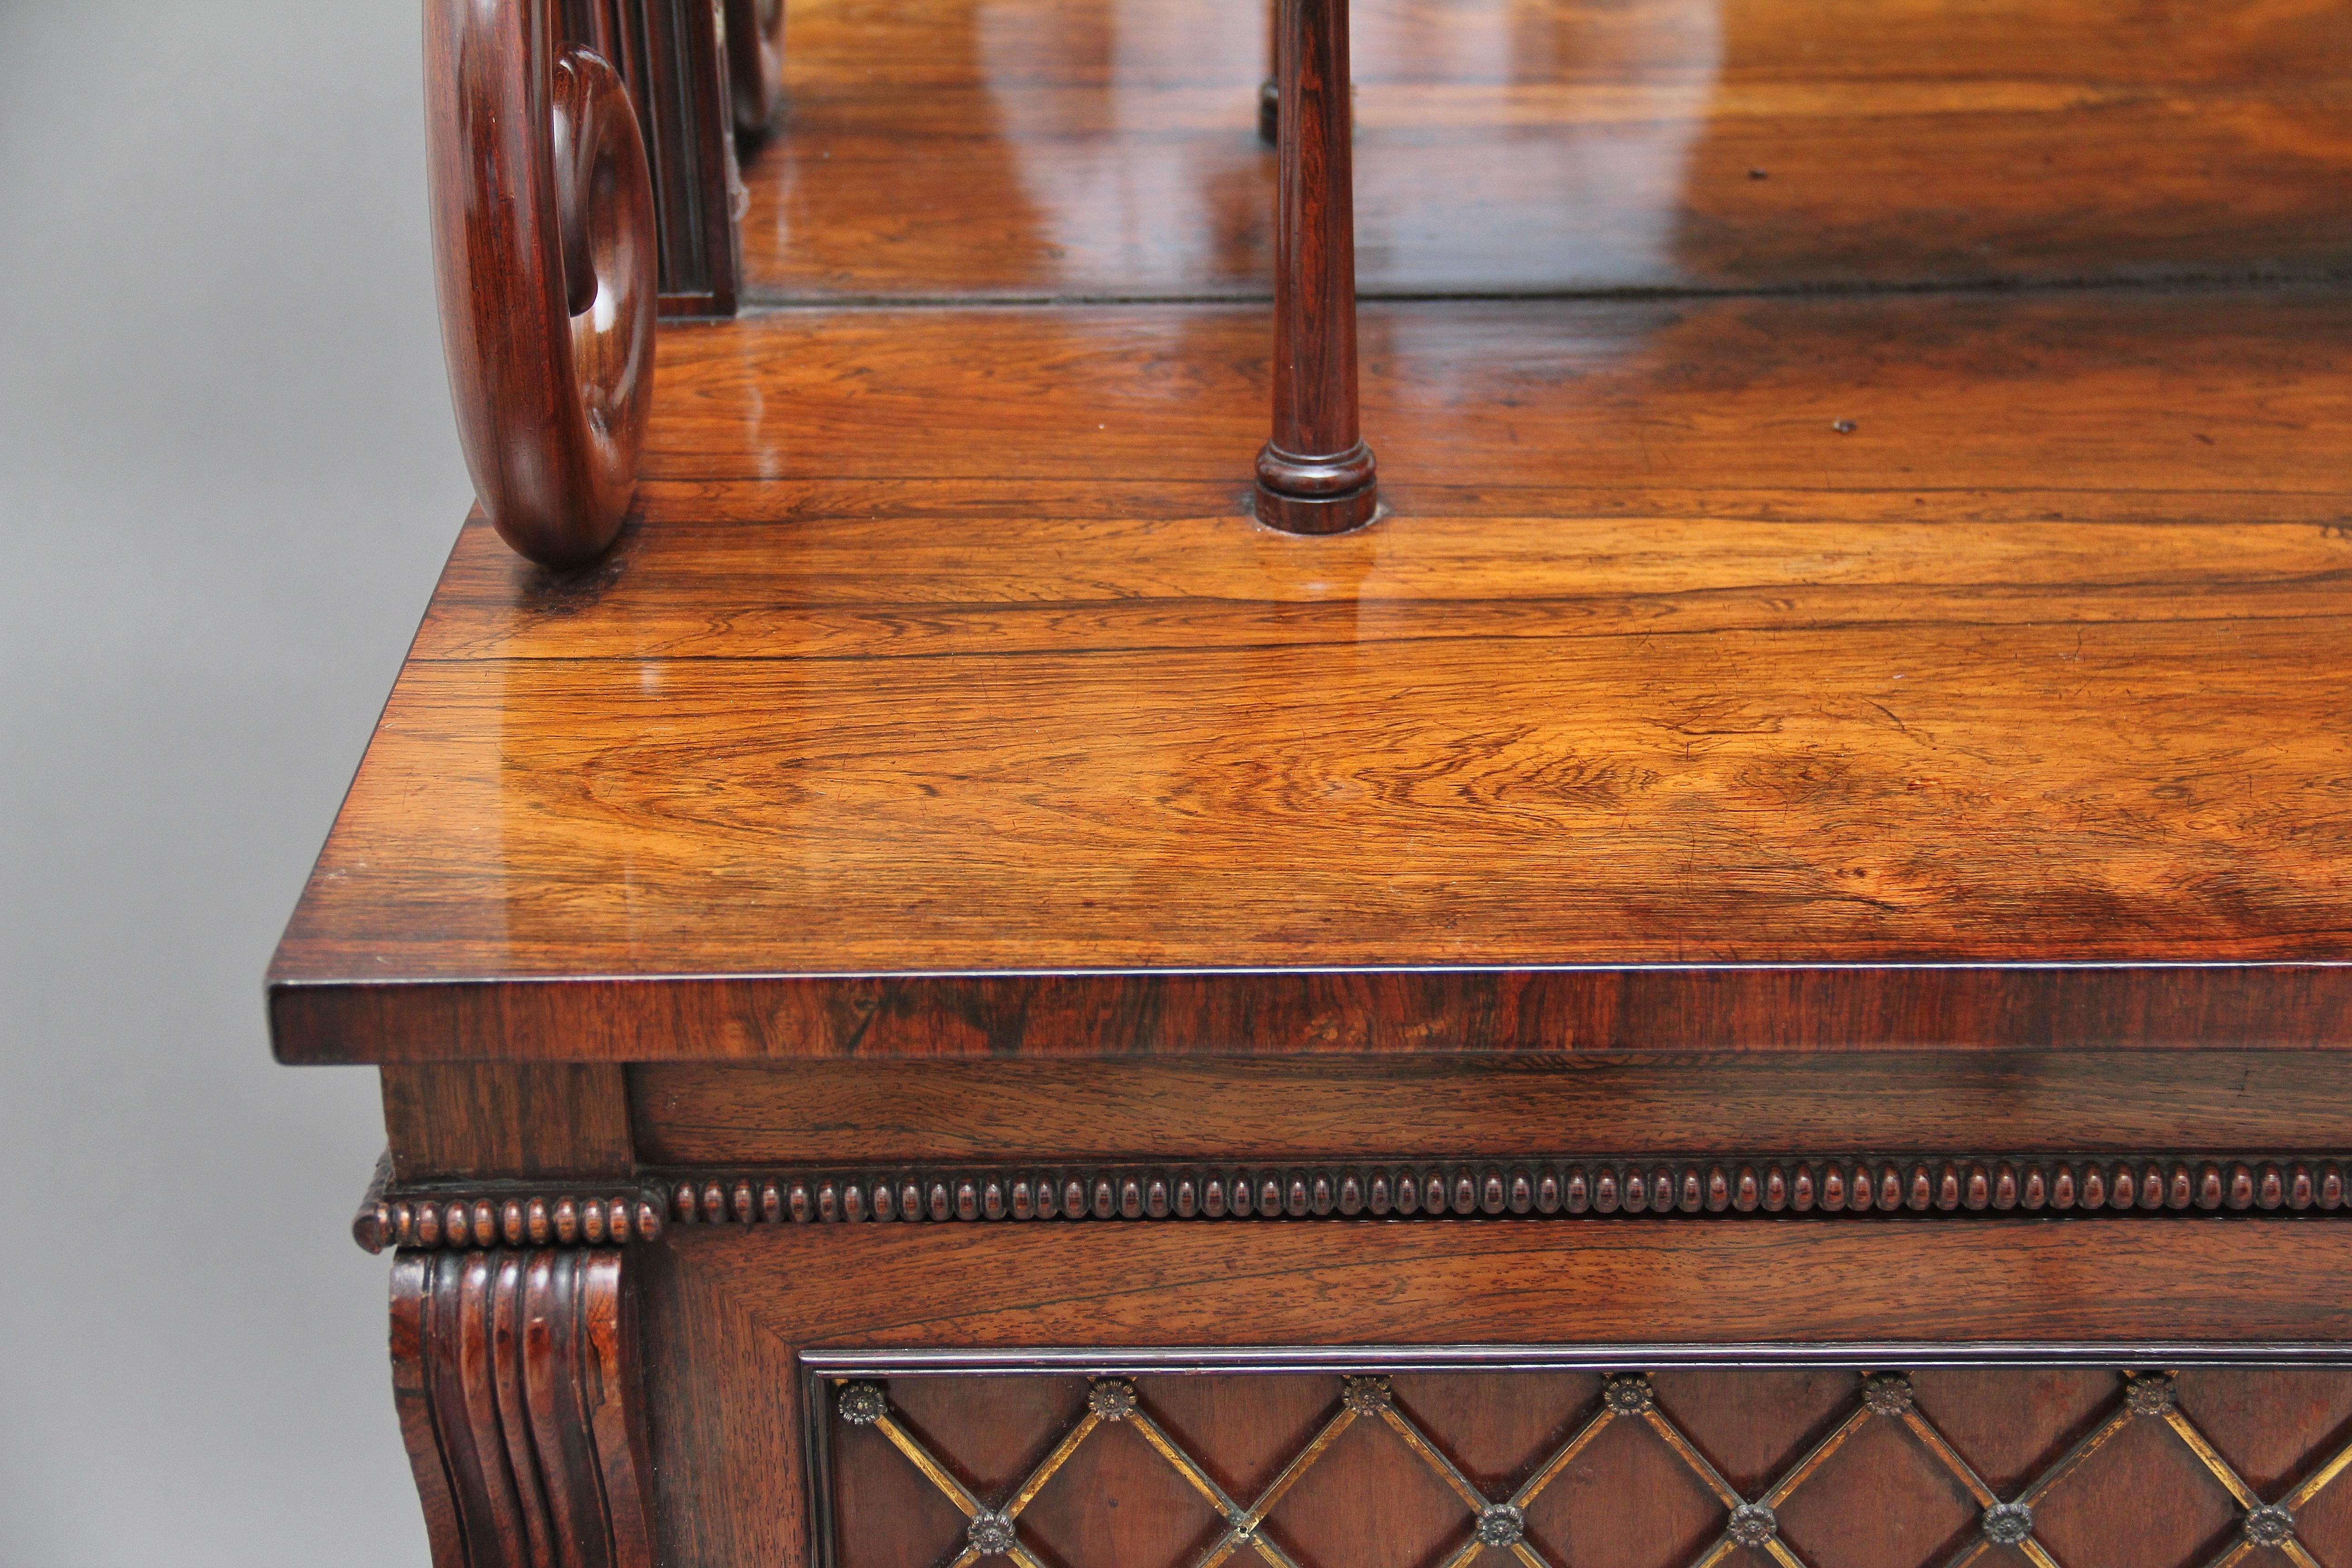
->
[426, 0, 657, 567]
[1256, 0, 1379, 534]
[391, 1248, 654, 1568]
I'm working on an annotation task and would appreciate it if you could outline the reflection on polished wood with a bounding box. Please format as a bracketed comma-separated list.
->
[302, 4, 2352, 1565]
[743, 0, 2352, 300]
[270, 284, 2352, 1062]
[725, 0, 787, 138]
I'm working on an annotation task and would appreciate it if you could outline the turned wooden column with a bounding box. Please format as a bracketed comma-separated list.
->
[1256, 0, 1378, 534]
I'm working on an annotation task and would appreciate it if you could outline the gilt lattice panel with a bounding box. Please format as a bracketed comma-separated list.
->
[823, 1367, 2352, 1568]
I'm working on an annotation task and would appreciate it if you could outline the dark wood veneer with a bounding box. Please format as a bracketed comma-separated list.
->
[279, 965, 2352, 1065]
[385, 1063, 635, 1181]
[664, 1219, 2352, 1365]
[631, 1054, 2352, 1166]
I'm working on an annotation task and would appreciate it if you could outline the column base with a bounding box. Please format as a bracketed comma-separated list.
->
[1254, 438, 1380, 534]
[1254, 480, 1380, 535]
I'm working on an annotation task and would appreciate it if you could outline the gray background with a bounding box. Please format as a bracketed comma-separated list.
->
[2, 2, 466, 1561]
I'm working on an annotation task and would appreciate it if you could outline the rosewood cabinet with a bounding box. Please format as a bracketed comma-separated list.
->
[275, 0, 2352, 1564]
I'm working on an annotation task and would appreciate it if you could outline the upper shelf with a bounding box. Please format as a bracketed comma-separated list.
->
[269, 283, 2352, 1063]
[744, 0, 2352, 302]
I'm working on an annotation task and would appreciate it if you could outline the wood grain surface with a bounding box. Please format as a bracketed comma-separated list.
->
[384, 1063, 635, 1180]
[740, 0, 2352, 300]
[630, 1054, 2352, 1166]
[637, 1240, 808, 1568]
[672, 1219, 2352, 1348]
[272, 288, 2352, 1062]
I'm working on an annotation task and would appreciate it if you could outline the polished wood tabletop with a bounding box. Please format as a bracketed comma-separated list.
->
[269, 0, 2352, 1064]
[745, 0, 2352, 300]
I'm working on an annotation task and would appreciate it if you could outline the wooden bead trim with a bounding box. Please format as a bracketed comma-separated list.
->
[655, 1156, 2352, 1230]
[358, 1193, 665, 1254]
[357, 1155, 2352, 1250]
[353, 1160, 666, 1254]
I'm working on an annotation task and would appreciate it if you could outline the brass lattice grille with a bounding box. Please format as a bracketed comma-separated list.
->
[831, 1369, 2352, 1568]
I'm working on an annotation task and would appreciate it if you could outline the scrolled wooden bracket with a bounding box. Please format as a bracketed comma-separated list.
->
[426, 0, 657, 568]
[392, 1248, 654, 1568]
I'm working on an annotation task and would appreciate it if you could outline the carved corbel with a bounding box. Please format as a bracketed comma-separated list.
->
[391, 1249, 654, 1568]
